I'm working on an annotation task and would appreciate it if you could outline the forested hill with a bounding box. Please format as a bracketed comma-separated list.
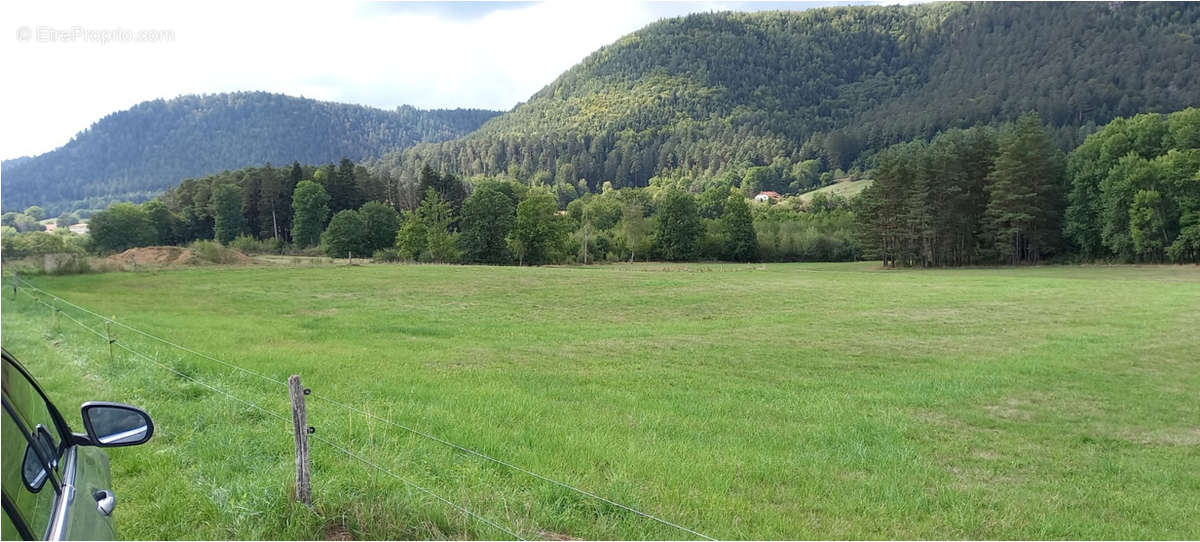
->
[1, 92, 500, 214]
[376, 2, 1200, 195]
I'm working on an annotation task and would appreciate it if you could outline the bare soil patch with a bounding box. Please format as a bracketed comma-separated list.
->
[323, 524, 354, 541]
[105, 246, 251, 267]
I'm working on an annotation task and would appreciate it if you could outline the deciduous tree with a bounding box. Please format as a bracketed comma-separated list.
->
[459, 184, 516, 264]
[509, 190, 566, 265]
[89, 203, 154, 253]
[359, 201, 400, 254]
[291, 180, 330, 248]
[322, 209, 367, 258]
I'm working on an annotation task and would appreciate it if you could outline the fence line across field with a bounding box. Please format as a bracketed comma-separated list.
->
[20, 282, 288, 389]
[14, 287, 526, 540]
[307, 433, 526, 541]
[14, 279, 716, 541]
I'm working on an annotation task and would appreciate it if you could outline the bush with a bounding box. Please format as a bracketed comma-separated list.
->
[187, 240, 245, 264]
[43, 254, 93, 275]
[1, 231, 85, 260]
[5, 253, 94, 276]
[755, 208, 861, 262]
[372, 248, 406, 263]
[1167, 225, 1200, 263]
[228, 235, 281, 255]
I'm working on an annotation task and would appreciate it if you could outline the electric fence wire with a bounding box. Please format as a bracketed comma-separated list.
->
[14, 287, 526, 541]
[15, 280, 716, 541]
[309, 392, 716, 541]
[18, 282, 287, 388]
[19, 288, 292, 425]
[115, 342, 526, 541]
[307, 434, 526, 541]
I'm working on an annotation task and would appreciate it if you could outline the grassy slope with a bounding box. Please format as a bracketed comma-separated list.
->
[796, 180, 874, 203]
[2, 263, 1198, 540]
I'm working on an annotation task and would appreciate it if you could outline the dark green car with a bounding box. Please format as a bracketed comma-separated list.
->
[2, 349, 154, 540]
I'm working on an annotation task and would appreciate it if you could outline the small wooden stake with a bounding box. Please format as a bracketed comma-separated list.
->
[11, 270, 18, 300]
[105, 320, 114, 362]
[288, 375, 312, 505]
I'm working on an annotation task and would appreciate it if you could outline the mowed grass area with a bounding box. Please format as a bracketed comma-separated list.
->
[796, 179, 873, 203]
[2, 262, 1199, 540]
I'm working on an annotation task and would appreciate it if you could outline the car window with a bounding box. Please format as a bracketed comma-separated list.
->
[1, 359, 68, 481]
[2, 505, 25, 541]
[2, 407, 56, 539]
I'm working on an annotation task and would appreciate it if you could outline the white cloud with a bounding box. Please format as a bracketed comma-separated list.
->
[0, 1, 874, 160]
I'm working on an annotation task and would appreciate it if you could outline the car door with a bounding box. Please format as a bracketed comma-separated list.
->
[2, 399, 59, 540]
[1, 355, 117, 540]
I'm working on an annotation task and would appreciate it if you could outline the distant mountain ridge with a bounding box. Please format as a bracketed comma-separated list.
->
[375, 2, 1200, 193]
[2, 92, 500, 214]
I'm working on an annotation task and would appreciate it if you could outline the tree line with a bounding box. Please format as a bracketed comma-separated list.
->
[21, 108, 1195, 268]
[71, 156, 859, 266]
[856, 109, 1200, 265]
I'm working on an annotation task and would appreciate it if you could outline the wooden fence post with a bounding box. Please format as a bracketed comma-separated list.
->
[288, 375, 312, 505]
[105, 320, 114, 362]
[12, 270, 18, 300]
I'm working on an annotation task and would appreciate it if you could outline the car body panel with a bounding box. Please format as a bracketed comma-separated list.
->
[52, 446, 116, 541]
[2, 349, 147, 540]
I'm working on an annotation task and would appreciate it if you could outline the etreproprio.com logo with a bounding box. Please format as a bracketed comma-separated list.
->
[16, 25, 175, 44]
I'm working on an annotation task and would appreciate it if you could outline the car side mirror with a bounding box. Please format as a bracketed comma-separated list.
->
[80, 402, 154, 447]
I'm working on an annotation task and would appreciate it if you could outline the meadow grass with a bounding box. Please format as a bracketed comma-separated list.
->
[2, 262, 1198, 540]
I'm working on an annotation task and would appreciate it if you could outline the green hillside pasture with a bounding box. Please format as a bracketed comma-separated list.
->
[796, 179, 873, 204]
[1, 262, 1198, 539]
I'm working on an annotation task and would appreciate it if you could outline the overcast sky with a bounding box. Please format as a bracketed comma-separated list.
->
[1, 1, 881, 160]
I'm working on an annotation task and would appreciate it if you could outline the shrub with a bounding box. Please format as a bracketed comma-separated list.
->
[372, 248, 406, 263]
[188, 240, 244, 264]
[228, 235, 281, 255]
[1, 231, 85, 260]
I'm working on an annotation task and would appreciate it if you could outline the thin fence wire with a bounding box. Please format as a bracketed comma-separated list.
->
[14, 279, 716, 541]
[309, 393, 716, 540]
[19, 282, 287, 388]
[308, 434, 526, 541]
[13, 287, 525, 541]
[19, 287, 291, 424]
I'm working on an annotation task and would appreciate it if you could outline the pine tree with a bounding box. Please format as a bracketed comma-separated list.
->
[984, 113, 1065, 264]
[240, 172, 261, 240]
[257, 165, 283, 240]
[654, 190, 702, 261]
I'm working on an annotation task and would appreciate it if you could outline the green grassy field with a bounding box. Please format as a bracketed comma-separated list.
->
[2, 262, 1198, 540]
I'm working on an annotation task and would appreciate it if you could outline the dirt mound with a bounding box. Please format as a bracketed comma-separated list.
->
[106, 245, 254, 267]
[107, 246, 196, 266]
